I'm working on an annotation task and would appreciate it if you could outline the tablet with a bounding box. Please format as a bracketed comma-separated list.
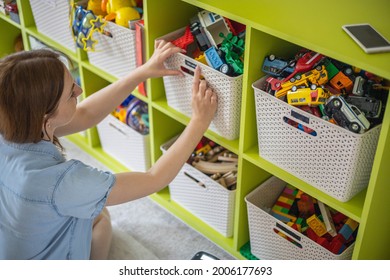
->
[342, 24, 390, 54]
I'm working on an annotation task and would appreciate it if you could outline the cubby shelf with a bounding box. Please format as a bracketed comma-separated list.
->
[1, 0, 389, 259]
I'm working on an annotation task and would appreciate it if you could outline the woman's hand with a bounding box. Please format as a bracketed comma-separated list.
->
[190, 66, 218, 130]
[141, 40, 185, 78]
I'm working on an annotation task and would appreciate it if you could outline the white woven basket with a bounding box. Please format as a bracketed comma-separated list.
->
[97, 115, 150, 172]
[252, 77, 381, 202]
[161, 137, 236, 237]
[245, 176, 354, 260]
[30, 0, 76, 52]
[88, 21, 137, 78]
[159, 27, 243, 140]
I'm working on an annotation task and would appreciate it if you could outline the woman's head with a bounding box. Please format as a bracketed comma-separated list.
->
[0, 49, 81, 145]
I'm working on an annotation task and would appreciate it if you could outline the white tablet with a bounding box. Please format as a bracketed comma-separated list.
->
[342, 23, 390, 54]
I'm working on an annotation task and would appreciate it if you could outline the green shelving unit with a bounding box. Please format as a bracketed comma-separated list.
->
[1, 0, 389, 259]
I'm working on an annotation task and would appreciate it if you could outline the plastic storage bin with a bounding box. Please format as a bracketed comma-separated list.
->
[245, 176, 354, 259]
[88, 21, 137, 78]
[159, 27, 243, 140]
[252, 77, 381, 202]
[97, 114, 150, 172]
[161, 137, 236, 237]
[30, 0, 76, 52]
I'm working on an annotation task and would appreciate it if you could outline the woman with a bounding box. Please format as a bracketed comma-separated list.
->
[0, 40, 217, 259]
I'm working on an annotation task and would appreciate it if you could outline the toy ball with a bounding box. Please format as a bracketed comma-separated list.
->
[115, 6, 140, 27]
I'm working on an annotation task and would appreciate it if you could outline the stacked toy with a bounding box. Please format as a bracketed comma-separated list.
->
[261, 50, 389, 134]
[170, 9, 246, 77]
[271, 185, 358, 254]
[187, 136, 238, 190]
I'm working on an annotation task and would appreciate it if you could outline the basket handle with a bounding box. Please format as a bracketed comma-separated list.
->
[273, 222, 303, 249]
[42, 0, 57, 8]
[108, 121, 127, 136]
[283, 109, 318, 137]
[183, 171, 207, 189]
[180, 59, 198, 77]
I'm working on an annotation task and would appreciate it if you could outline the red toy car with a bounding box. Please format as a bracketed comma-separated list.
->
[267, 51, 324, 92]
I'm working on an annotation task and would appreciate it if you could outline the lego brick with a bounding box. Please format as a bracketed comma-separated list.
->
[307, 214, 327, 237]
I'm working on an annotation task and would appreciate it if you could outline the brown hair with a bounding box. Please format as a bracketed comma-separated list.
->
[0, 49, 70, 149]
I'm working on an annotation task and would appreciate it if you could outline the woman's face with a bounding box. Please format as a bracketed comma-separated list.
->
[49, 68, 83, 129]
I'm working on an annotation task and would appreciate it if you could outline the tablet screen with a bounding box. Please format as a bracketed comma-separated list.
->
[344, 24, 390, 49]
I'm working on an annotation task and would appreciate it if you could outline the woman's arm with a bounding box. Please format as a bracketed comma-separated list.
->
[55, 40, 185, 137]
[106, 66, 217, 206]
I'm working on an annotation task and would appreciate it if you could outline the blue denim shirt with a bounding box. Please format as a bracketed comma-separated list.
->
[0, 136, 116, 259]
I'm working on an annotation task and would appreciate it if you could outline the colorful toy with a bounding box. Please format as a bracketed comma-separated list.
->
[171, 26, 194, 51]
[197, 10, 230, 47]
[125, 97, 149, 135]
[262, 54, 296, 77]
[287, 86, 331, 106]
[219, 32, 244, 75]
[101, 0, 141, 27]
[270, 65, 328, 98]
[329, 71, 353, 93]
[87, 0, 106, 16]
[307, 214, 327, 237]
[204, 46, 225, 70]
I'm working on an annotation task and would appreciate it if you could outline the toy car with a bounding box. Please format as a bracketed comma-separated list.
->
[345, 95, 382, 119]
[329, 71, 353, 93]
[324, 95, 370, 133]
[287, 86, 331, 106]
[352, 76, 365, 96]
[274, 65, 328, 98]
[262, 54, 295, 77]
[267, 50, 324, 92]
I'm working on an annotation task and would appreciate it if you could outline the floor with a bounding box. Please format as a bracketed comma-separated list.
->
[61, 137, 236, 260]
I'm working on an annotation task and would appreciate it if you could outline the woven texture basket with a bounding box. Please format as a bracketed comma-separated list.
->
[97, 115, 150, 172]
[30, 0, 76, 52]
[161, 137, 236, 237]
[245, 176, 354, 259]
[88, 21, 137, 78]
[160, 27, 243, 140]
[252, 77, 381, 202]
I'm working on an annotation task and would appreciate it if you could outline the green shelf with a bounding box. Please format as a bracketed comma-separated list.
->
[1, 0, 389, 260]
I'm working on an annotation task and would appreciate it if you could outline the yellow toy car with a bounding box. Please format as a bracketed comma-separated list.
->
[287, 86, 331, 106]
[275, 65, 328, 98]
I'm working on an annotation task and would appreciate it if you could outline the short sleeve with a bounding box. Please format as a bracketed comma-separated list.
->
[53, 160, 116, 219]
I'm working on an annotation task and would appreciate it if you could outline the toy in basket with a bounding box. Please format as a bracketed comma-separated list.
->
[245, 176, 356, 259]
[160, 135, 237, 237]
[252, 51, 388, 202]
[97, 95, 150, 171]
[159, 10, 246, 140]
[70, 1, 143, 78]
